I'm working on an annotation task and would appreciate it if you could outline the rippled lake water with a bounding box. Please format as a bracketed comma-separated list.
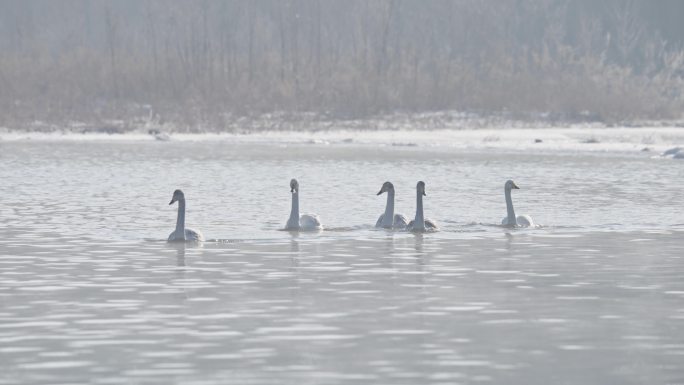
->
[1, 135, 683, 384]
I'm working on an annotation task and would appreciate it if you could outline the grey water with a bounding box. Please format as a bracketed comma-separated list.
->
[1, 140, 683, 384]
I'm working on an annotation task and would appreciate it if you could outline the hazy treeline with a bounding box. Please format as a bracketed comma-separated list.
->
[1, 0, 683, 130]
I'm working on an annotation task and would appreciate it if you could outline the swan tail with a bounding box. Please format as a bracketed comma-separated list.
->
[185, 228, 204, 242]
[516, 215, 535, 228]
[393, 214, 409, 229]
[300, 214, 323, 231]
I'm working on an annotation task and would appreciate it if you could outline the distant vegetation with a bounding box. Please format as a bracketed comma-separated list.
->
[1, 0, 683, 131]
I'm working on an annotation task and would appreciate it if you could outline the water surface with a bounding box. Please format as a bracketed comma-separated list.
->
[1, 139, 683, 384]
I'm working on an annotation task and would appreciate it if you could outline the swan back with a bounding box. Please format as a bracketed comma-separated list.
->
[169, 228, 204, 242]
[393, 214, 409, 229]
[299, 214, 323, 231]
[516, 215, 534, 228]
[407, 218, 438, 232]
[376, 213, 409, 229]
[501, 216, 535, 228]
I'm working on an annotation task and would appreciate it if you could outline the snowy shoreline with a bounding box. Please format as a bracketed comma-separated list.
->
[3, 110, 683, 134]
[1, 125, 683, 157]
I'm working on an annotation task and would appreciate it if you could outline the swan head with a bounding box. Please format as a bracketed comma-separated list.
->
[377, 181, 395, 195]
[290, 179, 299, 193]
[417, 181, 427, 196]
[169, 189, 185, 205]
[505, 180, 520, 190]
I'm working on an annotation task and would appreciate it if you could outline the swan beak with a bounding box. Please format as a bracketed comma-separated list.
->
[422, 191, 427, 196]
[377, 190, 383, 195]
[290, 188, 295, 193]
[512, 183, 520, 189]
[169, 198, 176, 205]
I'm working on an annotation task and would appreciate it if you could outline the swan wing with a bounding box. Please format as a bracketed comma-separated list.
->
[425, 218, 439, 230]
[168, 230, 181, 242]
[376, 214, 386, 228]
[406, 219, 438, 232]
[300, 214, 323, 231]
[393, 214, 409, 229]
[516, 215, 535, 228]
[664, 147, 682, 156]
[185, 228, 205, 242]
[168, 228, 204, 242]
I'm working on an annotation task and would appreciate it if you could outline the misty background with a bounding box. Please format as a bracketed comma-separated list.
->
[1, 0, 684, 131]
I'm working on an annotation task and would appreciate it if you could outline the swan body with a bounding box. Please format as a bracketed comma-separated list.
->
[168, 228, 204, 242]
[376, 181, 409, 229]
[285, 179, 323, 231]
[298, 214, 323, 230]
[407, 181, 438, 232]
[501, 214, 534, 227]
[168, 189, 204, 242]
[501, 180, 535, 228]
[661, 147, 684, 159]
[377, 213, 409, 229]
[663, 147, 682, 156]
[407, 218, 438, 232]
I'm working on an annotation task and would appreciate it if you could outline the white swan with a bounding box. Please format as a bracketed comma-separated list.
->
[501, 180, 535, 228]
[285, 179, 323, 231]
[407, 181, 438, 232]
[376, 181, 408, 229]
[167, 189, 204, 242]
[663, 147, 684, 159]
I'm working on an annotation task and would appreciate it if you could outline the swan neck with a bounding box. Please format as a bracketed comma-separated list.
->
[288, 192, 300, 227]
[415, 191, 425, 229]
[505, 188, 516, 225]
[175, 199, 186, 238]
[383, 191, 395, 225]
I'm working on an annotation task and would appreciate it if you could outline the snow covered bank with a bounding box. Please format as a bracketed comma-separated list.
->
[2, 124, 684, 157]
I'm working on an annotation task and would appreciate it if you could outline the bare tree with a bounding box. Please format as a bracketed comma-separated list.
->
[0, 0, 682, 129]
